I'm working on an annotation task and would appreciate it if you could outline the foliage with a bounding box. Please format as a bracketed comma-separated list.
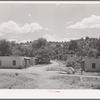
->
[0, 39, 12, 56]
[68, 40, 78, 51]
[35, 47, 51, 64]
[0, 36, 100, 63]
[32, 38, 47, 51]
[65, 60, 80, 69]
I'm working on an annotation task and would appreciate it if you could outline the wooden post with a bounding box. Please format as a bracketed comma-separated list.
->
[80, 60, 84, 75]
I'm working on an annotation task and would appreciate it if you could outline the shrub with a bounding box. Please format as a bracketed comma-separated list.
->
[65, 60, 80, 69]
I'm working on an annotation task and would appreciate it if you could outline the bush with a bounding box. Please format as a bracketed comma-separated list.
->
[35, 56, 50, 64]
[65, 60, 80, 69]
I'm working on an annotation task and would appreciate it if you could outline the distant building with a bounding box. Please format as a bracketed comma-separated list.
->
[0, 56, 35, 69]
[82, 57, 100, 72]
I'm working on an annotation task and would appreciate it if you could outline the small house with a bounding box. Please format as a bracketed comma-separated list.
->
[82, 57, 100, 72]
[0, 56, 31, 69]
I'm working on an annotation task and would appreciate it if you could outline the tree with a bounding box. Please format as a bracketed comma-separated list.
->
[35, 47, 51, 64]
[68, 40, 78, 52]
[0, 39, 12, 56]
[88, 49, 98, 57]
[31, 38, 47, 56]
[32, 38, 47, 50]
[85, 36, 89, 40]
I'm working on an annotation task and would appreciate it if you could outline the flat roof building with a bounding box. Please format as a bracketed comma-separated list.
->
[82, 57, 100, 72]
[0, 56, 31, 69]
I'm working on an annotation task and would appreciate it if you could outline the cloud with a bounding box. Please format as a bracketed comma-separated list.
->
[0, 21, 22, 34]
[21, 23, 43, 33]
[0, 20, 43, 34]
[67, 15, 100, 29]
[0, 32, 4, 37]
[43, 34, 56, 41]
[0, 32, 5, 39]
[9, 39, 18, 43]
[61, 37, 79, 42]
[43, 34, 77, 42]
[44, 28, 49, 31]
[20, 39, 31, 43]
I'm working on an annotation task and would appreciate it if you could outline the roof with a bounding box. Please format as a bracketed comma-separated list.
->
[23, 56, 30, 60]
[0, 56, 30, 59]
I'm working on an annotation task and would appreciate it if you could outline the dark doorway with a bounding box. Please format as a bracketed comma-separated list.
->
[92, 63, 96, 69]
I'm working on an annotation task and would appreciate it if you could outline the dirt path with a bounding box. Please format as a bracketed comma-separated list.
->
[0, 61, 100, 89]
[0, 61, 64, 89]
[25, 61, 65, 89]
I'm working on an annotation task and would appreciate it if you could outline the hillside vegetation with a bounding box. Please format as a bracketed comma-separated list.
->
[0, 36, 100, 64]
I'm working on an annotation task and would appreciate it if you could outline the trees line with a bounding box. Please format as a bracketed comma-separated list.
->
[0, 37, 100, 64]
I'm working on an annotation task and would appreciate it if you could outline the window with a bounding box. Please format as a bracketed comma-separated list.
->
[92, 63, 95, 69]
[0, 60, 2, 66]
[13, 60, 16, 66]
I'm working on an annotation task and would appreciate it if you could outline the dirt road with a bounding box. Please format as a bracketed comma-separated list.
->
[0, 61, 100, 89]
[0, 61, 65, 89]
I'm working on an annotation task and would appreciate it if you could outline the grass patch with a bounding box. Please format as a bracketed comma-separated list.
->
[50, 74, 100, 89]
[0, 72, 38, 89]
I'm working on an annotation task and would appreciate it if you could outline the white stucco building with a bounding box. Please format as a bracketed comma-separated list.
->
[82, 57, 100, 72]
[0, 56, 31, 69]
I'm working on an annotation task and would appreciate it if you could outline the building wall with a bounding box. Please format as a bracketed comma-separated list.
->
[84, 57, 100, 72]
[30, 57, 36, 65]
[0, 56, 22, 68]
[21, 57, 31, 68]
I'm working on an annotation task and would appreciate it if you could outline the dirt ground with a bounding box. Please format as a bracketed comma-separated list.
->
[0, 61, 100, 89]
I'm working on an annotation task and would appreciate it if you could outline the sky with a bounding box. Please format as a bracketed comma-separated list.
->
[0, 2, 100, 43]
